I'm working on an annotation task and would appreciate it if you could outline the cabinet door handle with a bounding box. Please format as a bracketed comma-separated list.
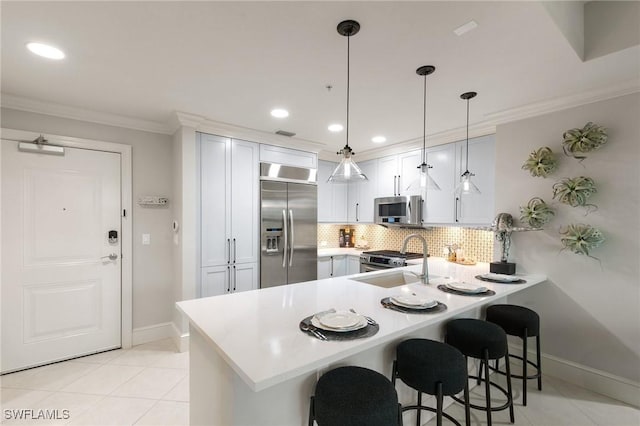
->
[397, 175, 401, 195]
[455, 197, 460, 223]
[233, 265, 236, 291]
[233, 238, 237, 264]
[227, 238, 230, 264]
[330, 256, 334, 277]
[356, 203, 359, 222]
[393, 176, 397, 196]
[227, 266, 231, 292]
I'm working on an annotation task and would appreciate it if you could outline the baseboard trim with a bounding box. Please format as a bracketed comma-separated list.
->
[132, 322, 173, 346]
[171, 322, 190, 353]
[509, 343, 640, 407]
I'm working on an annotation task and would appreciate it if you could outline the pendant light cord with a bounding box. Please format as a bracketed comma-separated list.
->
[465, 97, 470, 172]
[345, 33, 350, 150]
[422, 73, 427, 164]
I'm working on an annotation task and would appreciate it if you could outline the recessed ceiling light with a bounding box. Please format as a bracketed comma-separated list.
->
[372, 136, 386, 143]
[328, 124, 343, 132]
[270, 108, 289, 118]
[26, 42, 65, 60]
[454, 20, 478, 36]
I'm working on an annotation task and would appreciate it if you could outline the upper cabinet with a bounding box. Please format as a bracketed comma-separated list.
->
[317, 160, 347, 223]
[422, 135, 495, 225]
[454, 135, 495, 225]
[259, 144, 317, 168]
[347, 159, 377, 223]
[376, 150, 422, 197]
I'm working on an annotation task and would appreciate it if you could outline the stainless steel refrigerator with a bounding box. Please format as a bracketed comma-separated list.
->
[260, 163, 317, 288]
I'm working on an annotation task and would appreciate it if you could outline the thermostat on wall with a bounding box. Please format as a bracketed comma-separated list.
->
[137, 196, 169, 206]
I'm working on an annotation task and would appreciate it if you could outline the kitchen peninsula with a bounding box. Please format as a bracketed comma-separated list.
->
[177, 258, 546, 425]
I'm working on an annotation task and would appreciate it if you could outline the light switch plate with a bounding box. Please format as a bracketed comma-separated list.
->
[142, 234, 151, 245]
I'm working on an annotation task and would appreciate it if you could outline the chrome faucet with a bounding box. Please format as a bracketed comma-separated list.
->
[400, 233, 430, 284]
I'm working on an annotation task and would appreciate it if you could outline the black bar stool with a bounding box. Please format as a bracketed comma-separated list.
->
[446, 319, 515, 426]
[391, 339, 470, 426]
[486, 304, 542, 406]
[308, 366, 402, 426]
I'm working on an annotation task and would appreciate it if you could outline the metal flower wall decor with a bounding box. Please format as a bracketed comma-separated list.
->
[560, 223, 605, 258]
[562, 122, 608, 161]
[552, 176, 597, 211]
[519, 197, 554, 228]
[522, 147, 558, 178]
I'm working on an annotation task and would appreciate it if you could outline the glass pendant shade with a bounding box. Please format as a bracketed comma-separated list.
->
[406, 163, 440, 191]
[455, 170, 480, 195]
[327, 146, 367, 182]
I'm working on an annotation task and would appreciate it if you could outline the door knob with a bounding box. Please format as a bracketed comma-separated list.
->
[101, 253, 118, 261]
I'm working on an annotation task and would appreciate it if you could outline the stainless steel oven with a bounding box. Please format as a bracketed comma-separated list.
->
[359, 250, 424, 273]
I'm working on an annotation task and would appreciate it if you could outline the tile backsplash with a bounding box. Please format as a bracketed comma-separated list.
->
[318, 224, 494, 263]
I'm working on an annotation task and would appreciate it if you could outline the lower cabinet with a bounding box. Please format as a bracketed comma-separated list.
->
[317, 256, 347, 279]
[347, 256, 361, 275]
[201, 263, 258, 297]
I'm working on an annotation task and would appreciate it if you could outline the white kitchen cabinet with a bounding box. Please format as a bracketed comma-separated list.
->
[317, 160, 347, 223]
[347, 255, 361, 275]
[423, 143, 456, 223]
[259, 144, 317, 169]
[347, 160, 377, 223]
[200, 133, 260, 297]
[317, 255, 347, 279]
[455, 135, 495, 225]
[201, 263, 258, 297]
[376, 150, 422, 198]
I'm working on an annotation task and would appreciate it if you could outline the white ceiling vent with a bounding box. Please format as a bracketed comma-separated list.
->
[454, 20, 478, 36]
[275, 130, 296, 137]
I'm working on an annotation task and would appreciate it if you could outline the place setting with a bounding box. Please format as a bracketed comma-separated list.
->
[380, 293, 447, 314]
[436, 281, 496, 297]
[299, 308, 379, 341]
[475, 272, 527, 284]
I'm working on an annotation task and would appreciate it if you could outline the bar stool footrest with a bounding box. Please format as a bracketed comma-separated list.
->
[488, 355, 541, 380]
[450, 375, 513, 412]
[402, 404, 462, 426]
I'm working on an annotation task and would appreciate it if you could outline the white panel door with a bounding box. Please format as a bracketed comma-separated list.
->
[317, 161, 334, 222]
[201, 265, 230, 297]
[457, 136, 496, 224]
[398, 150, 422, 196]
[233, 262, 258, 293]
[1, 141, 121, 373]
[200, 134, 231, 267]
[231, 139, 259, 265]
[424, 144, 457, 223]
[317, 257, 331, 279]
[377, 155, 398, 197]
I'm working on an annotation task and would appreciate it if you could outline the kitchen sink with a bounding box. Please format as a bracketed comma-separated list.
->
[350, 271, 426, 288]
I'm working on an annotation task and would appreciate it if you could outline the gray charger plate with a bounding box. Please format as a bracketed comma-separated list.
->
[475, 275, 526, 284]
[380, 298, 447, 314]
[437, 284, 496, 297]
[299, 315, 379, 341]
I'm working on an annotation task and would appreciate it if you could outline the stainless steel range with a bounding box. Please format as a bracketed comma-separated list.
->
[359, 250, 426, 273]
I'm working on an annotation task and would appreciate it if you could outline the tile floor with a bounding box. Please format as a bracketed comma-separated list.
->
[1, 338, 638, 425]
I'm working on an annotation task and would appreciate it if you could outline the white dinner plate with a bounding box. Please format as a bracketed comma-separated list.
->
[390, 295, 437, 309]
[312, 311, 367, 332]
[446, 282, 488, 294]
[481, 273, 521, 282]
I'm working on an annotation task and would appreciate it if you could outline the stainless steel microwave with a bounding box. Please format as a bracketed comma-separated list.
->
[374, 195, 423, 227]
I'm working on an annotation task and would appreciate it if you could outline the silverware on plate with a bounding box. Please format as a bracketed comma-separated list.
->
[349, 308, 378, 326]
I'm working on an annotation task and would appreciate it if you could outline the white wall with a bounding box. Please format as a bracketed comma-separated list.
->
[1, 107, 175, 330]
[494, 93, 640, 382]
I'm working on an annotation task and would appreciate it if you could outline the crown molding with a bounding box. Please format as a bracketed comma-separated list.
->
[169, 111, 207, 131]
[1, 93, 173, 135]
[485, 78, 640, 125]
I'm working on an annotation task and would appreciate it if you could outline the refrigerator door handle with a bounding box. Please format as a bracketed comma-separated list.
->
[282, 209, 288, 268]
[288, 209, 294, 267]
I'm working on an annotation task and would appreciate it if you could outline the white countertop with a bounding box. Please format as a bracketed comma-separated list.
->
[177, 258, 546, 392]
[317, 247, 364, 257]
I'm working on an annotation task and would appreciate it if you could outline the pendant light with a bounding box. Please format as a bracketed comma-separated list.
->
[327, 20, 368, 183]
[406, 65, 440, 192]
[455, 91, 480, 195]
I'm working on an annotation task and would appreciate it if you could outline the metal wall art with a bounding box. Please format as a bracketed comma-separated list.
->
[562, 122, 608, 161]
[522, 146, 557, 178]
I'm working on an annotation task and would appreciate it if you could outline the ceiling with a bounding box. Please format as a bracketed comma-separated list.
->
[2, 1, 639, 156]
